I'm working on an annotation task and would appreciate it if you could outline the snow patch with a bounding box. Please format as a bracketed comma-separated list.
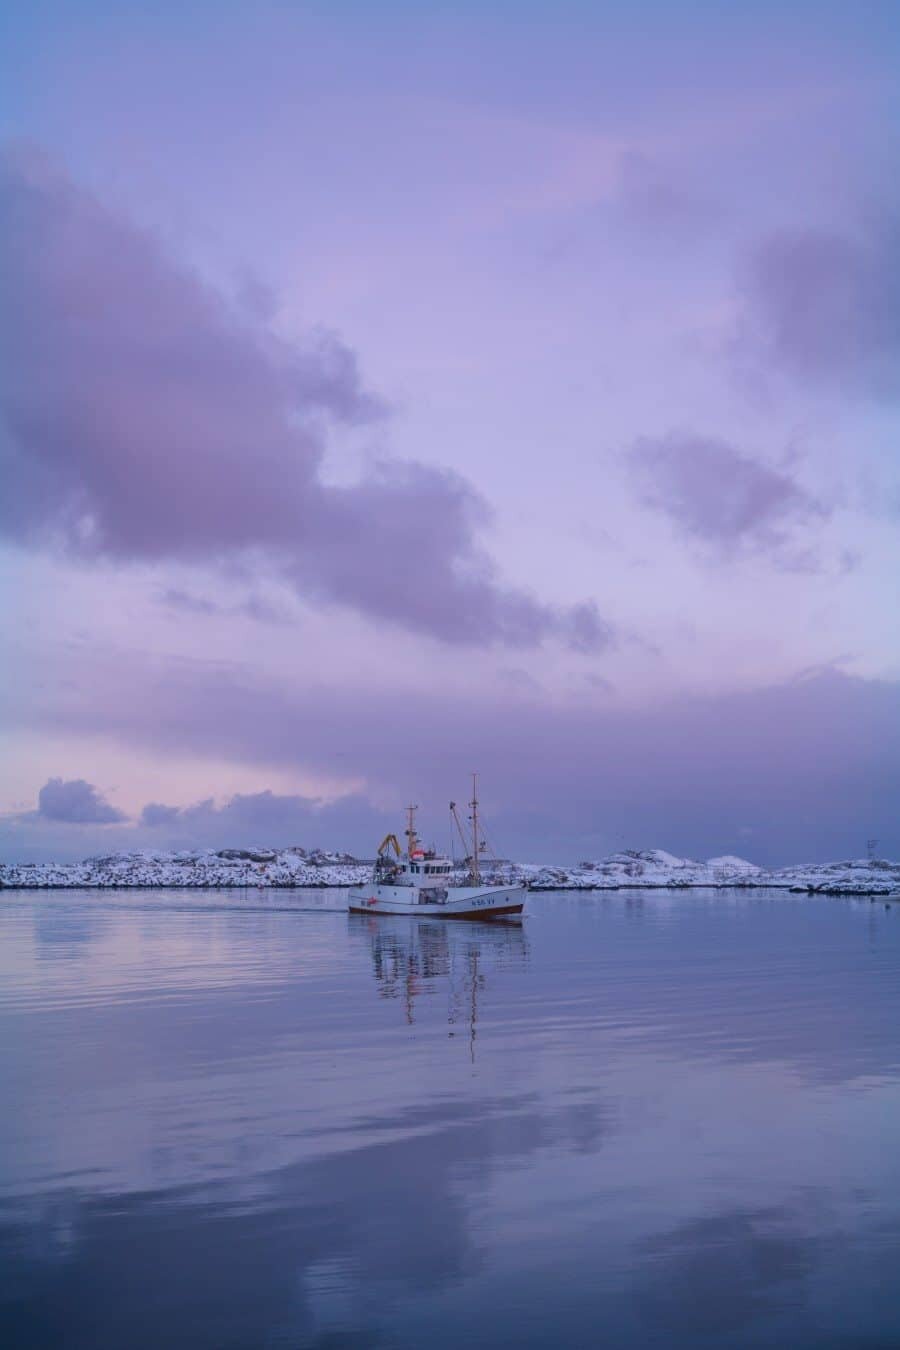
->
[1, 847, 897, 897]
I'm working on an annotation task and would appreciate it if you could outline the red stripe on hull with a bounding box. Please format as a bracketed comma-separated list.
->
[348, 903, 523, 921]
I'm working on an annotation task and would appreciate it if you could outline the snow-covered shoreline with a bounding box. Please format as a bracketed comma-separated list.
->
[1, 847, 897, 898]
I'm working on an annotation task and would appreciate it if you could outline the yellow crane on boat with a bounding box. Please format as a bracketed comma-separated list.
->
[377, 833, 402, 859]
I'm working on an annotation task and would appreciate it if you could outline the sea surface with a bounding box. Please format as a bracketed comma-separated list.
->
[2, 887, 899, 1349]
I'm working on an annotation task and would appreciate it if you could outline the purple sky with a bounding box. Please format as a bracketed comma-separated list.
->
[2, 2, 899, 864]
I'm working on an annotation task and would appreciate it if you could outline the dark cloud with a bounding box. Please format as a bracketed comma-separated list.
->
[37, 777, 126, 824]
[738, 220, 900, 397]
[139, 802, 182, 827]
[10, 649, 900, 866]
[627, 432, 827, 558]
[0, 147, 609, 651]
[139, 789, 390, 850]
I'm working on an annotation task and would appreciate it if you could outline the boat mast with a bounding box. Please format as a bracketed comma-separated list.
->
[450, 801, 470, 864]
[405, 804, 419, 859]
[469, 773, 481, 883]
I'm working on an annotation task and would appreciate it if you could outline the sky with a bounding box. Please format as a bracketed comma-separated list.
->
[2, 0, 899, 865]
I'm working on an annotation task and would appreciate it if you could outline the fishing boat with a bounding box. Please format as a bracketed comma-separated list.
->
[347, 777, 525, 921]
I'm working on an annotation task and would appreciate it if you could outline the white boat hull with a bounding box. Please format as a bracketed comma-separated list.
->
[347, 882, 525, 921]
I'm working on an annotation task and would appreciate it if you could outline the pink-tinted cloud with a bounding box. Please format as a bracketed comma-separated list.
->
[0, 148, 610, 651]
[10, 645, 899, 865]
[627, 432, 827, 561]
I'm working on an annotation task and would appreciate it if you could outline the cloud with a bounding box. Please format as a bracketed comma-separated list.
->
[159, 589, 220, 618]
[0, 146, 610, 651]
[737, 220, 900, 397]
[138, 789, 391, 850]
[612, 150, 718, 236]
[9, 645, 900, 866]
[564, 600, 615, 653]
[627, 432, 827, 559]
[159, 588, 285, 623]
[37, 777, 126, 824]
[139, 802, 181, 827]
[7, 782, 390, 860]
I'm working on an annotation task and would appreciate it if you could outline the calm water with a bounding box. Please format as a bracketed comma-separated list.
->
[2, 887, 899, 1349]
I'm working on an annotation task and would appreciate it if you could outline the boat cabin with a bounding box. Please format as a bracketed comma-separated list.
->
[375, 848, 454, 889]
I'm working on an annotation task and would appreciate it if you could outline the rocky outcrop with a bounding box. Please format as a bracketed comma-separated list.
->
[1, 846, 897, 897]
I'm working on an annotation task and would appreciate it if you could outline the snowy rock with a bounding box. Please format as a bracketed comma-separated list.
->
[522, 851, 899, 897]
[0, 848, 897, 897]
[0, 847, 370, 890]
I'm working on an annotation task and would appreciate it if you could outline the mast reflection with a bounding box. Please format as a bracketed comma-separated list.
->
[349, 915, 528, 1058]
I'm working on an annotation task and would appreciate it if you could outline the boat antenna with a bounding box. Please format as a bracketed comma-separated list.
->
[469, 772, 481, 884]
[405, 804, 418, 859]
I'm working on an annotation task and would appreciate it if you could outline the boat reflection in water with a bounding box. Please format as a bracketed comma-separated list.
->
[349, 914, 528, 1056]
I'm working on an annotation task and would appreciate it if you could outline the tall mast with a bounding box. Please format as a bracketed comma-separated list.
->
[405, 804, 419, 859]
[469, 773, 480, 883]
[450, 801, 470, 863]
